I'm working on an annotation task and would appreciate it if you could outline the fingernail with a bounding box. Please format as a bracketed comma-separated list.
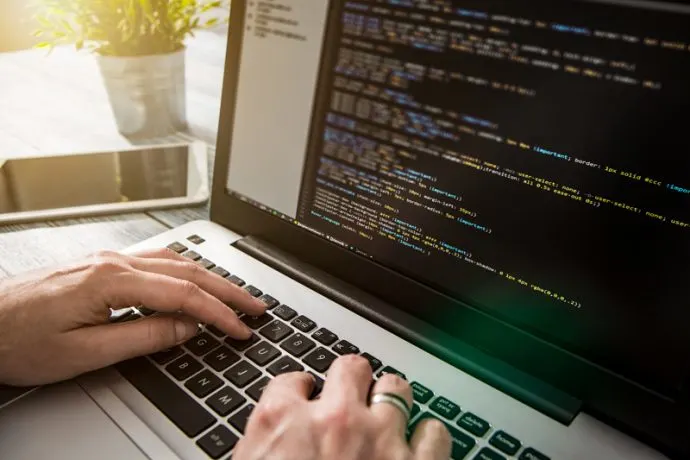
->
[241, 325, 253, 338]
[175, 320, 198, 343]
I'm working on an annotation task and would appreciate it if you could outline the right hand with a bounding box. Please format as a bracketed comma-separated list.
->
[234, 355, 452, 460]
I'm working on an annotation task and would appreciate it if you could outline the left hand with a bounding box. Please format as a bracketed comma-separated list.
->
[0, 248, 266, 386]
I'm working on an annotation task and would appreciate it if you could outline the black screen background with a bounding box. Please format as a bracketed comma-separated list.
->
[294, 0, 690, 393]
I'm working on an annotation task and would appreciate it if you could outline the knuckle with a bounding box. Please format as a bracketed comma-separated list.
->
[377, 374, 412, 398]
[251, 403, 282, 430]
[94, 250, 121, 260]
[178, 280, 201, 299]
[88, 259, 126, 278]
[378, 373, 408, 389]
[181, 261, 205, 280]
[318, 402, 355, 431]
[336, 353, 370, 370]
[152, 247, 177, 259]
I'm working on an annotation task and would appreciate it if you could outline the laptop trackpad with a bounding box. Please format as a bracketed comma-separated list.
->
[0, 381, 148, 460]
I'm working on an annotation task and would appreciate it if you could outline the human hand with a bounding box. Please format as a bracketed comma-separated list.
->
[233, 355, 452, 460]
[0, 248, 266, 386]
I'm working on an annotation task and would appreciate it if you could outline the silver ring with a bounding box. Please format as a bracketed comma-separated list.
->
[370, 392, 411, 422]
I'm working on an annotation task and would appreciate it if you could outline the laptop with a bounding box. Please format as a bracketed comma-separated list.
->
[1, 0, 689, 458]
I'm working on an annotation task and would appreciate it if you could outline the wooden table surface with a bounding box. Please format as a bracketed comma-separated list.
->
[0, 27, 229, 278]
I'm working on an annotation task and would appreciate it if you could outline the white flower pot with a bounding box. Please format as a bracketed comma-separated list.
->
[96, 48, 187, 139]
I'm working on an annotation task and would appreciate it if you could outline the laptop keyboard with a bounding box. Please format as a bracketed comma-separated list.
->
[113, 239, 551, 460]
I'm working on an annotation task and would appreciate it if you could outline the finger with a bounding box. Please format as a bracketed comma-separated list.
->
[104, 270, 253, 339]
[320, 355, 372, 405]
[126, 249, 267, 316]
[63, 314, 200, 372]
[258, 372, 314, 408]
[369, 374, 413, 436]
[410, 417, 452, 460]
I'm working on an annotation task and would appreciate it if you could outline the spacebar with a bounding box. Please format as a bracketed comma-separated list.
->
[116, 357, 216, 437]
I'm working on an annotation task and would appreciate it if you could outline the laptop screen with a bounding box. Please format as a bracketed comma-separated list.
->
[225, 0, 690, 392]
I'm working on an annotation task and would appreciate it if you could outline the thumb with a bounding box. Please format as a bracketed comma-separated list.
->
[66, 315, 199, 372]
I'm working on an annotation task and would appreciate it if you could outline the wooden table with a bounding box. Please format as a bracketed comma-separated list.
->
[0, 27, 229, 278]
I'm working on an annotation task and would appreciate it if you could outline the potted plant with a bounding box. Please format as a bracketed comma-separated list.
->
[32, 0, 229, 138]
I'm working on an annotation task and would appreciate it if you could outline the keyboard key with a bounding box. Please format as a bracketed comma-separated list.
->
[207, 325, 225, 337]
[490, 431, 521, 456]
[207, 386, 246, 417]
[107, 308, 131, 322]
[313, 328, 338, 346]
[167, 241, 188, 253]
[267, 356, 304, 376]
[333, 340, 359, 355]
[122, 311, 143, 323]
[411, 413, 476, 460]
[246, 342, 281, 366]
[225, 333, 260, 352]
[458, 412, 490, 437]
[185, 333, 221, 357]
[292, 315, 316, 332]
[210, 266, 230, 278]
[411, 403, 421, 420]
[150, 346, 184, 365]
[229, 404, 255, 434]
[244, 285, 263, 298]
[273, 304, 297, 321]
[308, 372, 325, 399]
[204, 346, 241, 372]
[519, 447, 550, 460]
[227, 275, 246, 287]
[259, 320, 294, 343]
[198, 258, 215, 270]
[116, 357, 215, 438]
[197, 425, 237, 459]
[166, 355, 203, 381]
[361, 352, 382, 372]
[430, 396, 461, 420]
[281, 333, 316, 357]
[474, 447, 506, 460]
[137, 306, 157, 316]
[258, 294, 280, 309]
[303, 347, 337, 373]
[185, 370, 223, 398]
[182, 250, 202, 261]
[187, 234, 206, 245]
[246, 376, 271, 402]
[242, 313, 274, 330]
[110, 309, 140, 323]
[227, 275, 247, 287]
[224, 360, 262, 388]
[377, 366, 406, 380]
[411, 381, 434, 404]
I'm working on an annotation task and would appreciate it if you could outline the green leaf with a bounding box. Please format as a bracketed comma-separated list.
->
[30, 0, 225, 56]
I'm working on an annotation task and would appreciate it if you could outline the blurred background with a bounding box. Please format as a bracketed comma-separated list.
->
[0, 0, 39, 53]
[0, 1, 231, 217]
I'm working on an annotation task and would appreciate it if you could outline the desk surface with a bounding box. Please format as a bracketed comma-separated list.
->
[0, 27, 229, 277]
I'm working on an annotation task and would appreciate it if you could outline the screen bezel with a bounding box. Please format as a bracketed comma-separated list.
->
[0, 141, 209, 225]
[211, 1, 690, 455]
